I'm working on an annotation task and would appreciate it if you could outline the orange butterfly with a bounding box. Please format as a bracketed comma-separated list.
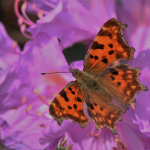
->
[49, 18, 148, 134]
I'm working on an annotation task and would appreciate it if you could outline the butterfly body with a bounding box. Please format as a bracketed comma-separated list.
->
[69, 67, 100, 91]
[49, 18, 148, 134]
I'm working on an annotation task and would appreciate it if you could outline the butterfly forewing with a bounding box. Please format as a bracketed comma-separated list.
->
[49, 81, 90, 127]
[83, 18, 135, 73]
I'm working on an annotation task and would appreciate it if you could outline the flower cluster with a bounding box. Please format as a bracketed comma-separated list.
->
[0, 0, 150, 150]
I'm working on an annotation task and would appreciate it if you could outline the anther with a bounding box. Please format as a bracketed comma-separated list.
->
[34, 89, 49, 106]
[90, 131, 94, 136]
[21, 96, 27, 104]
[26, 105, 34, 116]
[12, 41, 18, 49]
[38, 10, 44, 18]
[94, 130, 101, 139]
[36, 111, 49, 120]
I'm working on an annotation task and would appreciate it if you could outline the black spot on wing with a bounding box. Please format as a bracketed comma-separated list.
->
[110, 75, 115, 80]
[89, 103, 94, 110]
[68, 87, 72, 91]
[117, 82, 121, 86]
[90, 55, 94, 59]
[71, 91, 75, 95]
[68, 106, 72, 109]
[108, 50, 114, 55]
[108, 44, 113, 48]
[102, 58, 108, 64]
[77, 97, 82, 102]
[60, 89, 69, 102]
[74, 104, 77, 109]
[100, 107, 103, 111]
[93, 103, 97, 106]
[95, 56, 99, 60]
[91, 41, 104, 50]
[98, 29, 112, 39]
[111, 70, 118, 75]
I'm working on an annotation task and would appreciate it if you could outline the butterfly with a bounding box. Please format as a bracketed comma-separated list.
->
[49, 18, 148, 134]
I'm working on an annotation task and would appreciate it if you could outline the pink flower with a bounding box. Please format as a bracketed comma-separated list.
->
[15, 0, 116, 47]
[116, 0, 150, 57]
[0, 0, 150, 149]
[129, 49, 150, 137]
[0, 22, 26, 113]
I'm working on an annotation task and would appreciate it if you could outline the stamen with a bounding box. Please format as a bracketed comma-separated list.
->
[38, 10, 44, 18]
[14, 0, 31, 25]
[90, 124, 95, 137]
[20, 24, 33, 39]
[95, 130, 101, 139]
[36, 111, 49, 120]
[58, 135, 69, 148]
[115, 138, 119, 143]
[21, 2, 35, 26]
[24, 1, 49, 15]
[26, 105, 35, 116]
[113, 137, 127, 150]
[22, 96, 27, 104]
[18, 18, 23, 26]
[12, 41, 18, 49]
[34, 89, 49, 106]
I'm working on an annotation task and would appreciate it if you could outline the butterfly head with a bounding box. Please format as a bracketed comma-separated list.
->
[69, 67, 80, 78]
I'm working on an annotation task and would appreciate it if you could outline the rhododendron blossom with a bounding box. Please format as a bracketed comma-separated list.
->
[0, 0, 150, 150]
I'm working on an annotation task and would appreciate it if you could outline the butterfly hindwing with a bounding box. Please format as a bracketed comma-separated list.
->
[83, 18, 135, 73]
[100, 64, 148, 109]
[49, 81, 90, 127]
[85, 90, 124, 134]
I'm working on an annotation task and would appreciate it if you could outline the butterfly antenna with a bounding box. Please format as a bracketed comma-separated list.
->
[57, 38, 75, 69]
[41, 72, 71, 75]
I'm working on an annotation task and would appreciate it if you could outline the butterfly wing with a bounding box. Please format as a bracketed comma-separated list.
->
[83, 18, 135, 72]
[100, 64, 148, 109]
[86, 90, 124, 134]
[49, 81, 90, 127]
